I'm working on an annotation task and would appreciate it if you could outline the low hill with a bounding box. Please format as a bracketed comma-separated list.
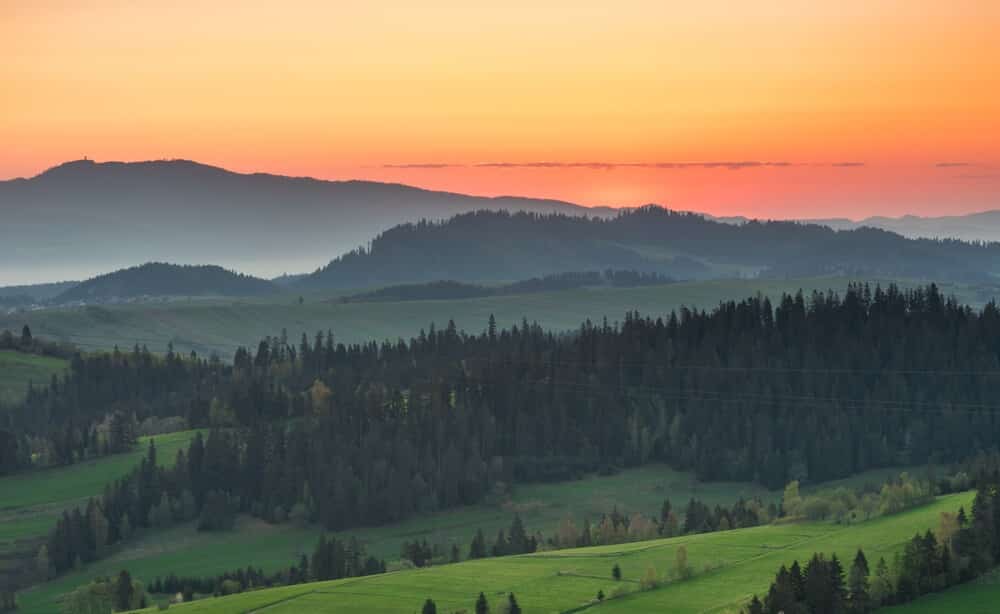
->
[301, 207, 1000, 289]
[54, 263, 278, 303]
[0, 159, 615, 285]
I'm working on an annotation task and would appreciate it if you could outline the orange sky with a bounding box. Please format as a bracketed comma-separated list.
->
[3, 0, 999, 218]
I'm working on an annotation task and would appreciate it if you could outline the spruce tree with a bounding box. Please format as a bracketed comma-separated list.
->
[848, 549, 871, 613]
[764, 565, 797, 614]
[114, 570, 135, 611]
[475, 591, 489, 614]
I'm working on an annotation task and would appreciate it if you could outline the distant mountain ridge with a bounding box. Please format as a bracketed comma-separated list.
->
[709, 210, 1000, 244]
[808, 211, 1000, 243]
[299, 207, 1000, 289]
[55, 263, 278, 303]
[0, 281, 78, 301]
[5, 158, 999, 288]
[0, 159, 617, 285]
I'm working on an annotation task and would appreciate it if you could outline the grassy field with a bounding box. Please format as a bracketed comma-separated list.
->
[0, 430, 200, 558]
[124, 492, 973, 614]
[13, 464, 775, 613]
[885, 567, 1000, 614]
[3, 277, 992, 358]
[0, 350, 67, 404]
[13, 463, 933, 614]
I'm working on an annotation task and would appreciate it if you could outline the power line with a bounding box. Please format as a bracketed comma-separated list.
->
[402, 371, 1000, 417]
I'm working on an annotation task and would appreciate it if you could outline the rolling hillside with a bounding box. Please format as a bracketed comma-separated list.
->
[0, 431, 200, 599]
[0, 277, 978, 357]
[12, 464, 924, 614]
[14, 463, 773, 613]
[125, 493, 973, 614]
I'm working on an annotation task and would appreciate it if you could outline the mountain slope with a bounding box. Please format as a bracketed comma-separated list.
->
[55, 263, 278, 302]
[300, 207, 1000, 289]
[0, 159, 613, 285]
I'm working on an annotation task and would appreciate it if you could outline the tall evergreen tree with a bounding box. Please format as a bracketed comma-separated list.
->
[847, 549, 871, 613]
[475, 592, 489, 614]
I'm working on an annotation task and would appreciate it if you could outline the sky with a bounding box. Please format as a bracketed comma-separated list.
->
[3, 0, 999, 219]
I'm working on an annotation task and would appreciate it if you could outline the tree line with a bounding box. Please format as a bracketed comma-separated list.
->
[8, 282, 1000, 498]
[145, 532, 385, 604]
[750, 475, 1000, 613]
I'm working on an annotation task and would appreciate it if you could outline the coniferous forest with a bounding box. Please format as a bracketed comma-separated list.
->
[6, 283, 1000, 497]
[302, 208, 1000, 288]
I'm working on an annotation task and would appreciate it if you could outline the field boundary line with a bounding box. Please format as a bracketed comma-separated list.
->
[562, 523, 845, 614]
[244, 589, 317, 613]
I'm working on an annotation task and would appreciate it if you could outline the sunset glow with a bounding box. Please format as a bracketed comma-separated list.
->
[3, 0, 999, 218]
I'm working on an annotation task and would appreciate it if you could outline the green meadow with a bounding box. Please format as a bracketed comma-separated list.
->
[14, 464, 773, 613]
[3, 277, 992, 358]
[0, 431, 199, 559]
[14, 463, 932, 614]
[126, 492, 973, 614]
[0, 350, 67, 404]
[885, 568, 1000, 614]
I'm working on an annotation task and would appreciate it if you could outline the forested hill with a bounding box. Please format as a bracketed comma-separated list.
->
[300, 207, 1000, 289]
[54, 263, 278, 302]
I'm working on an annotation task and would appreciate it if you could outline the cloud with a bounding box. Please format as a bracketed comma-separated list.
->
[474, 161, 796, 170]
[382, 161, 864, 171]
[648, 161, 794, 170]
[955, 173, 1000, 180]
[935, 162, 972, 167]
[382, 163, 464, 169]
[473, 161, 618, 169]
